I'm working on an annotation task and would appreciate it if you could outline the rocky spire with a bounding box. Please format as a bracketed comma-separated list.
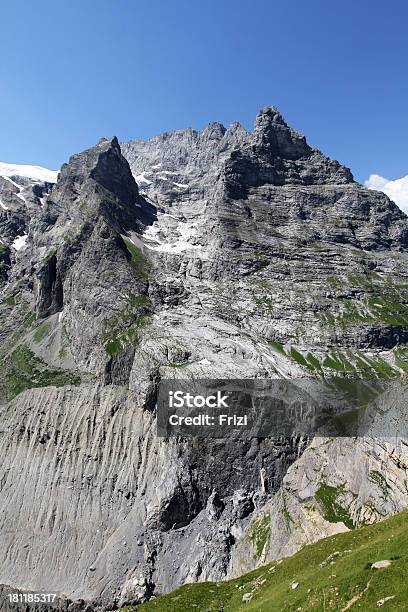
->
[253, 106, 309, 160]
[45, 136, 157, 238]
[201, 122, 226, 140]
[29, 137, 155, 319]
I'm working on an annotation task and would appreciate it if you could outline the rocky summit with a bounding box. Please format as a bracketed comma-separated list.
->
[1, 107, 408, 610]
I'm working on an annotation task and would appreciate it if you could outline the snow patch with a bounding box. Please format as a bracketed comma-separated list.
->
[173, 182, 189, 188]
[142, 223, 162, 245]
[12, 234, 28, 251]
[1, 175, 21, 189]
[1, 175, 28, 203]
[143, 217, 202, 254]
[0, 162, 58, 183]
[133, 171, 153, 189]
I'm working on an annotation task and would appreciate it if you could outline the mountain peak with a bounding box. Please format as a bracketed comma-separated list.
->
[202, 122, 226, 138]
[56, 135, 139, 208]
[96, 135, 121, 151]
[255, 105, 287, 125]
[2, 106, 408, 612]
[253, 106, 309, 159]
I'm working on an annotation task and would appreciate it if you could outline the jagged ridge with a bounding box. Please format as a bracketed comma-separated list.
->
[0, 108, 408, 609]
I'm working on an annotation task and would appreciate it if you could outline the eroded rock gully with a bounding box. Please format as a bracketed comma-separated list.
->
[1, 108, 408, 608]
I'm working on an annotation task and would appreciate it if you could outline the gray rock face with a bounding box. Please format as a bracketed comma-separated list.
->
[1, 108, 408, 609]
[0, 171, 54, 290]
[230, 387, 408, 576]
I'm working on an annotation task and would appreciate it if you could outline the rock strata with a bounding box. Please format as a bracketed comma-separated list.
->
[0, 108, 408, 607]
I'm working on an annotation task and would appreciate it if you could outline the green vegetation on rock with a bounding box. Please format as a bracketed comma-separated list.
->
[2, 294, 16, 307]
[368, 471, 390, 499]
[289, 347, 309, 367]
[0, 345, 81, 401]
[269, 340, 405, 380]
[43, 247, 57, 263]
[281, 491, 294, 531]
[123, 238, 151, 278]
[33, 319, 52, 343]
[255, 295, 274, 314]
[248, 513, 271, 558]
[0, 306, 37, 357]
[394, 347, 408, 374]
[318, 272, 408, 329]
[269, 340, 285, 355]
[315, 483, 354, 530]
[120, 506, 408, 611]
[102, 293, 150, 356]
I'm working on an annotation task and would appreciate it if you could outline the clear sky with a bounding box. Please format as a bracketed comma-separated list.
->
[1, 0, 407, 183]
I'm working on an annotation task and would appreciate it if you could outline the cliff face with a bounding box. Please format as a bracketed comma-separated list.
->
[1, 108, 408, 609]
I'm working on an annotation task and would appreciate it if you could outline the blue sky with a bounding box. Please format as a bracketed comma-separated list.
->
[0, 0, 407, 184]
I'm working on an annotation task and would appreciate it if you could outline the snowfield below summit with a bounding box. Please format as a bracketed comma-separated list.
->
[143, 214, 203, 253]
[0, 161, 58, 183]
[11, 234, 28, 251]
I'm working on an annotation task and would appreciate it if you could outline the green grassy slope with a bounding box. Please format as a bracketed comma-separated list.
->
[121, 509, 408, 611]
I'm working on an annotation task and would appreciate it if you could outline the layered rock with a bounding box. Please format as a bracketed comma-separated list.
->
[231, 386, 408, 577]
[0, 108, 408, 609]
